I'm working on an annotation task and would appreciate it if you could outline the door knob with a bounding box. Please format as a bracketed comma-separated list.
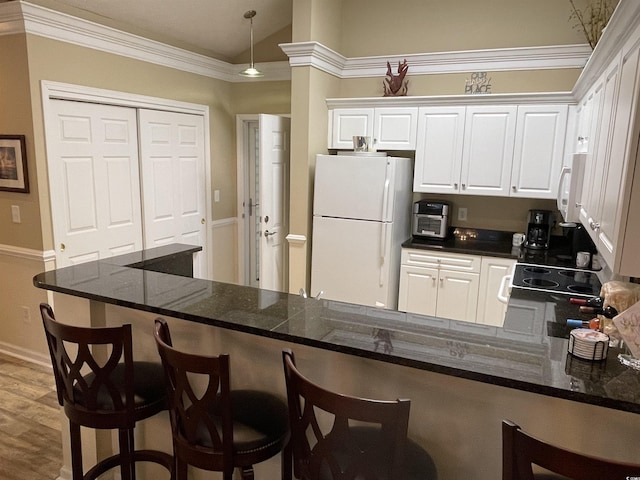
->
[201, 218, 205, 224]
[60, 243, 66, 252]
[264, 230, 276, 237]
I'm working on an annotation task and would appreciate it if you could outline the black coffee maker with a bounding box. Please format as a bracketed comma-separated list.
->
[525, 209, 553, 250]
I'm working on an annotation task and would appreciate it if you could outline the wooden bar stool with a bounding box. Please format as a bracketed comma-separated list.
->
[282, 348, 438, 480]
[502, 419, 640, 480]
[153, 318, 290, 480]
[39, 303, 173, 480]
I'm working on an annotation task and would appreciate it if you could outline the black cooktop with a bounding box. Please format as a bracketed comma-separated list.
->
[512, 263, 602, 298]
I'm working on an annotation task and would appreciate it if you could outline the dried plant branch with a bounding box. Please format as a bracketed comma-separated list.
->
[568, 0, 617, 49]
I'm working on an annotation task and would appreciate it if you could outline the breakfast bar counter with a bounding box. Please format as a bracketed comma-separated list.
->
[34, 244, 640, 480]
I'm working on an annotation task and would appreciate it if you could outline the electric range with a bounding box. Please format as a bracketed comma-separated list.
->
[511, 263, 602, 298]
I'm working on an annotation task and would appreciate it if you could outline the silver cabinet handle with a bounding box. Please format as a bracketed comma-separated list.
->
[454, 183, 458, 189]
[264, 230, 276, 237]
[512, 185, 517, 192]
[462, 183, 466, 190]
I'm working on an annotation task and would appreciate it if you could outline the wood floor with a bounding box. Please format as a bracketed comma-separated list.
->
[0, 352, 62, 480]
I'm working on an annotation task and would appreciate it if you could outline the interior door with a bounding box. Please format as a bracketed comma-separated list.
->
[258, 114, 291, 292]
[46, 100, 143, 266]
[138, 110, 208, 279]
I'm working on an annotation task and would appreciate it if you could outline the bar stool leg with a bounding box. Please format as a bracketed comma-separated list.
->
[119, 428, 134, 480]
[69, 422, 83, 480]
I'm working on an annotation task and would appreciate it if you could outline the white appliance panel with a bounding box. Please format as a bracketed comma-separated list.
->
[557, 153, 586, 222]
[314, 154, 395, 221]
[311, 216, 394, 308]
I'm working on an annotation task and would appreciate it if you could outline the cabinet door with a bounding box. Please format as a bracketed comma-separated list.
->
[398, 265, 438, 316]
[575, 96, 592, 153]
[373, 107, 418, 150]
[582, 62, 619, 244]
[436, 270, 480, 322]
[477, 257, 516, 326]
[330, 108, 374, 149]
[578, 82, 604, 233]
[461, 106, 517, 196]
[413, 106, 465, 193]
[510, 105, 568, 199]
[598, 41, 640, 269]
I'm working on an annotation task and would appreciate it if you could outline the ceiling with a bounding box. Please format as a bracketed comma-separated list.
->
[36, 0, 293, 62]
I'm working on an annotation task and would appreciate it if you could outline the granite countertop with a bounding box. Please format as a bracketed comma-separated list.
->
[403, 228, 587, 268]
[33, 244, 640, 414]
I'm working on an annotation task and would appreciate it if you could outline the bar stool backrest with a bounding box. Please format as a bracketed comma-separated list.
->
[40, 303, 136, 429]
[282, 349, 411, 480]
[502, 419, 640, 480]
[154, 318, 234, 474]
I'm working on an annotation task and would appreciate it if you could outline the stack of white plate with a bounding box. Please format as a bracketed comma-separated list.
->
[568, 328, 609, 361]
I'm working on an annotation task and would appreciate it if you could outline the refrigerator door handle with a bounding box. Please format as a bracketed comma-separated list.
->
[379, 223, 388, 286]
[381, 178, 391, 222]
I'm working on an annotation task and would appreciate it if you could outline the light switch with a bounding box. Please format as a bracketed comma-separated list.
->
[11, 205, 21, 224]
[214, 190, 220, 202]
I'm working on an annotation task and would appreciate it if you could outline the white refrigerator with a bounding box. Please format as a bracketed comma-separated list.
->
[310, 154, 413, 309]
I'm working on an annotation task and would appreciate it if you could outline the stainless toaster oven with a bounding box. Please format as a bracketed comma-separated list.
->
[412, 201, 449, 239]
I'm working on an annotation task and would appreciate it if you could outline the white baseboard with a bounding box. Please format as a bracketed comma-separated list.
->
[0, 341, 52, 369]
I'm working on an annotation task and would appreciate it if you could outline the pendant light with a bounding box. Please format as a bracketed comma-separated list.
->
[239, 10, 263, 77]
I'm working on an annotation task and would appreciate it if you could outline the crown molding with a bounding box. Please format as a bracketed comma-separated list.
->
[326, 92, 576, 109]
[0, 1, 291, 82]
[279, 41, 592, 78]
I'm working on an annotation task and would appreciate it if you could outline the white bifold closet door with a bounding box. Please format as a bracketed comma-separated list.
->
[47, 101, 207, 277]
[47, 100, 143, 266]
[138, 109, 206, 278]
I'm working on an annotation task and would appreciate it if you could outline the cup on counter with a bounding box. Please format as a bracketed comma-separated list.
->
[512, 232, 525, 247]
[352, 136, 370, 152]
[576, 251, 591, 269]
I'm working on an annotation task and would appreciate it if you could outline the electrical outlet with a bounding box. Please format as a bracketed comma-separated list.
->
[458, 207, 468, 221]
[21, 306, 31, 324]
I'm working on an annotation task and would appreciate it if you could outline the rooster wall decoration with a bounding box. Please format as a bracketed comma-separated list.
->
[383, 59, 409, 97]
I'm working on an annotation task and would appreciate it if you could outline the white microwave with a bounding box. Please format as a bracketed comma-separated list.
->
[557, 153, 586, 223]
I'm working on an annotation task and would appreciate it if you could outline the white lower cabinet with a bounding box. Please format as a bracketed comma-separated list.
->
[477, 257, 516, 327]
[398, 249, 515, 325]
[398, 249, 480, 323]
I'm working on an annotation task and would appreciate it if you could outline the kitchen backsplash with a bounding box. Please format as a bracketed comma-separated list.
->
[412, 194, 561, 234]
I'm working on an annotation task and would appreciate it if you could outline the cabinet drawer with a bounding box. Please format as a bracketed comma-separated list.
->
[401, 249, 481, 272]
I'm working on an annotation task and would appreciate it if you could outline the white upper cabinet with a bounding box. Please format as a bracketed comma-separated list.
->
[329, 108, 374, 150]
[462, 105, 517, 196]
[575, 19, 640, 276]
[373, 107, 418, 150]
[329, 107, 417, 150]
[510, 105, 568, 199]
[327, 96, 570, 199]
[413, 106, 465, 193]
[413, 103, 566, 198]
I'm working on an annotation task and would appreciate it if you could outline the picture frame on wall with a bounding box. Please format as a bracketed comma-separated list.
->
[0, 135, 29, 193]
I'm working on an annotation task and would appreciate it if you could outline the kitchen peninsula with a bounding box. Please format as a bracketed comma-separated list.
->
[34, 245, 640, 480]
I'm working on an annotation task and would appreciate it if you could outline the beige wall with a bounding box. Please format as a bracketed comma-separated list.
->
[339, 0, 591, 56]
[0, 35, 41, 250]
